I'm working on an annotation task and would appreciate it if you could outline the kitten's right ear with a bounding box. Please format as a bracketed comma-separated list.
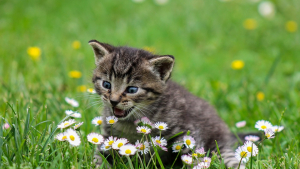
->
[88, 40, 114, 64]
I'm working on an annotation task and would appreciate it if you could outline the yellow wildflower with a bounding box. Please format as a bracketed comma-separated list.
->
[69, 70, 82, 78]
[143, 46, 156, 53]
[256, 91, 265, 101]
[231, 60, 244, 70]
[285, 21, 297, 33]
[27, 47, 41, 61]
[72, 41, 81, 49]
[77, 85, 87, 92]
[243, 19, 257, 30]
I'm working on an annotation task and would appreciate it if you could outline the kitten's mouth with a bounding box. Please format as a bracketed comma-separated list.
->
[113, 107, 134, 118]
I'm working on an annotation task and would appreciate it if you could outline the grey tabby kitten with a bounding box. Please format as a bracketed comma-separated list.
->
[89, 40, 243, 168]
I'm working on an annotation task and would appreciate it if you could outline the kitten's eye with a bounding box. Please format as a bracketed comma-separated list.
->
[102, 81, 111, 89]
[126, 86, 138, 94]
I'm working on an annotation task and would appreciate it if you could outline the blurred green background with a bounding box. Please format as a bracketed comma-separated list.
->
[1, 0, 300, 133]
[1, 0, 300, 168]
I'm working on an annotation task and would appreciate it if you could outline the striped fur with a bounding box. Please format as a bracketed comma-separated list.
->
[89, 40, 243, 168]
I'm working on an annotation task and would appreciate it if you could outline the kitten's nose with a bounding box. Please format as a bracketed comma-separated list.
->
[110, 100, 119, 107]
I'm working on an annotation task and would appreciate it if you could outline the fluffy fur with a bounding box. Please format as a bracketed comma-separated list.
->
[89, 40, 243, 168]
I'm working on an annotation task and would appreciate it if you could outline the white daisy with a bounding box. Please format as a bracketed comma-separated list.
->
[264, 128, 275, 139]
[112, 138, 128, 150]
[172, 141, 183, 153]
[73, 122, 84, 129]
[104, 136, 118, 147]
[243, 141, 259, 156]
[258, 1, 275, 18]
[119, 144, 137, 156]
[65, 110, 81, 118]
[195, 147, 206, 157]
[181, 154, 193, 165]
[272, 125, 284, 132]
[92, 116, 103, 126]
[245, 135, 260, 142]
[136, 126, 151, 134]
[203, 157, 211, 163]
[100, 144, 112, 151]
[135, 140, 150, 154]
[235, 120, 246, 128]
[57, 119, 76, 129]
[65, 97, 79, 107]
[183, 136, 196, 149]
[255, 120, 272, 131]
[155, 122, 168, 130]
[141, 117, 154, 127]
[87, 133, 104, 145]
[151, 136, 167, 146]
[235, 146, 249, 163]
[106, 116, 118, 125]
[87, 88, 96, 94]
[66, 128, 81, 146]
[194, 162, 210, 169]
[56, 132, 67, 141]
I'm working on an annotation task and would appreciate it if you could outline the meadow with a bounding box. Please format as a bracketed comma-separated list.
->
[0, 0, 300, 168]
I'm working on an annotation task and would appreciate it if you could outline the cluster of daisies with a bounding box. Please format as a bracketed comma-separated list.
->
[96, 116, 170, 155]
[235, 120, 284, 163]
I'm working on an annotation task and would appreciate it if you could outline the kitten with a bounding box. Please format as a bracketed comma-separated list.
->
[89, 40, 243, 168]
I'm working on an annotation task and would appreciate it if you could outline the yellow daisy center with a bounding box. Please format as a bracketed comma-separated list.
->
[240, 151, 247, 158]
[70, 135, 75, 141]
[192, 153, 197, 157]
[97, 120, 102, 125]
[175, 145, 181, 150]
[140, 144, 145, 150]
[205, 159, 208, 162]
[105, 146, 110, 149]
[261, 125, 267, 129]
[109, 119, 115, 124]
[275, 129, 278, 132]
[88, 88, 94, 93]
[92, 137, 99, 143]
[185, 159, 189, 163]
[108, 140, 114, 145]
[247, 146, 252, 152]
[186, 140, 191, 145]
[158, 125, 164, 130]
[266, 134, 270, 138]
[64, 123, 70, 126]
[141, 129, 147, 133]
[118, 143, 123, 148]
[156, 140, 161, 144]
[62, 136, 67, 140]
[125, 149, 131, 154]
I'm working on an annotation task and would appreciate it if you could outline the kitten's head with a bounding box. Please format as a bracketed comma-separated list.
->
[89, 40, 174, 120]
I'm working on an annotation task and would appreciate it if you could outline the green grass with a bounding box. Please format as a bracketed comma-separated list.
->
[1, 0, 300, 168]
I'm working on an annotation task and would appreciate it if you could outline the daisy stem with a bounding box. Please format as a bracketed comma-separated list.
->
[146, 136, 158, 169]
[257, 137, 266, 147]
[159, 130, 161, 139]
[170, 150, 181, 168]
[237, 157, 243, 169]
[125, 156, 134, 169]
[110, 149, 115, 167]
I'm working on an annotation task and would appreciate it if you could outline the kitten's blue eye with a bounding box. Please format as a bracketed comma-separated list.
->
[126, 86, 138, 94]
[102, 81, 111, 89]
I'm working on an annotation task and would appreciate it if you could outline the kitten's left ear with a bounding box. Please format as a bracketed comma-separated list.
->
[88, 40, 114, 64]
[148, 55, 175, 82]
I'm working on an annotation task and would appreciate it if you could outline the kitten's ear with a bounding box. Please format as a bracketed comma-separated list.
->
[88, 40, 114, 64]
[148, 55, 174, 82]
